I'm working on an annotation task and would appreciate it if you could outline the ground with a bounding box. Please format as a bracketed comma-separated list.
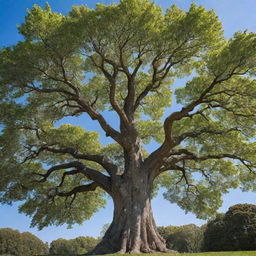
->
[100, 252, 256, 256]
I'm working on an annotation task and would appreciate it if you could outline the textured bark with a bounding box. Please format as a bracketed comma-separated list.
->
[83, 125, 177, 254]
[87, 177, 176, 254]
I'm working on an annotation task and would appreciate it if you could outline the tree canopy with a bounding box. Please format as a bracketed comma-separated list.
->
[1, 0, 256, 253]
[203, 204, 256, 251]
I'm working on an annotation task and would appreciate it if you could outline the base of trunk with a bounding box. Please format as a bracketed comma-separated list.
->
[87, 240, 177, 255]
[87, 244, 177, 255]
[85, 172, 178, 255]
[86, 198, 177, 254]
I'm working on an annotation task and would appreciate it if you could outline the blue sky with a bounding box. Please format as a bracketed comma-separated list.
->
[0, 0, 256, 243]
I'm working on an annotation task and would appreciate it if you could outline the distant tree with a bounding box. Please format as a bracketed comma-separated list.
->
[1, 0, 256, 253]
[203, 213, 228, 251]
[0, 228, 48, 256]
[49, 236, 99, 255]
[21, 232, 49, 256]
[203, 204, 256, 251]
[158, 224, 204, 252]
[49, 238, 73, 255]
[71, 236, 99, 254]
[0, 228, 22, 256]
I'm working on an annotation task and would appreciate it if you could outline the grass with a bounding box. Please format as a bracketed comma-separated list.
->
[2, 252, 255, 256]
[179, 252, 256, 256]
[101, 252, 256, 256]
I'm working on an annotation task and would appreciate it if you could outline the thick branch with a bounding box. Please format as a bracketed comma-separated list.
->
[58, 169, 80, 187]
[36, 162, 82, 181]
[75, 97, 126, 147]
[34, 161, 111, 192]
[79, 166, 111, 192]
[42, 146, 118, 176]
[57, 182, 99, 197]
[89, 53, 131, 127]
[145, 62, 251, 171]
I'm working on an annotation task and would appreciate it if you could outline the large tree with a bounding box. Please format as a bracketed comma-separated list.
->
[1, 0, 256, 254]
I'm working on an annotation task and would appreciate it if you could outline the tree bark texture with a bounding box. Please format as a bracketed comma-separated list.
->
[88, 174, 175, 254]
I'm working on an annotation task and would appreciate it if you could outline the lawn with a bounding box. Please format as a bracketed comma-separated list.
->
[101, 252, 256, 256]
[1, 253, 253, 256]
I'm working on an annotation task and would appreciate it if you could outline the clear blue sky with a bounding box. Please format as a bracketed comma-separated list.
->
[0, 0, 256, 243]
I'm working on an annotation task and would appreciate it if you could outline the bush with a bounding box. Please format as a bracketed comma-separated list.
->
[0, 228, 48, 256]
[203, 203, 256, 251]
[202, 213, 227, 251]
[49, 236, 99, 255]
[158, 224, 204, 252]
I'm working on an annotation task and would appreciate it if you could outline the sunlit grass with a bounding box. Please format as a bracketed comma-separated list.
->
[101, 252, 256, 256]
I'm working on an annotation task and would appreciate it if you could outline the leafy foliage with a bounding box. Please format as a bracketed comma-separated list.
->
[0, 228, 48, 256]
[203, 204, 256, 251]
[0, 0, 256, 232]
[49, 236, 99, 255]
[158, 224, 204, 253]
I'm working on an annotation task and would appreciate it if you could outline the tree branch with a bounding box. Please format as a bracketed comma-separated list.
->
[134, 39, 193, 111]
[34, 161, 111, 193]
[161, 149, 256, 175]
[42, 146, 118, 176]
[145, 61, 252, 171]
[19, 68, 125, 147]
[58, 169, 80, 187]
[176, 127, 240, 144]
[75, 96, 126, 147]
[57, 182, 99, 197]
[89, 54, 131, 127]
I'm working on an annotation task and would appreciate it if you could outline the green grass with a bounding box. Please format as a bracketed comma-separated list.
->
[180, 252, 256, 256]
[28, 253, 256, 256]
[0, 253, 254, 256]
[101, 252, 256, 256]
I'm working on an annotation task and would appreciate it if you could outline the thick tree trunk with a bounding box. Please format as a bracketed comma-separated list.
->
[88, 178, 176, 254]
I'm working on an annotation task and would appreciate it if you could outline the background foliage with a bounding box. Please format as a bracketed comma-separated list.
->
[158, 224, 205, 253]
[0, 204, 255, 255]
[49, 236, 99, 255]
[0, 228, 48, 256]
[203, 204, 256, 251]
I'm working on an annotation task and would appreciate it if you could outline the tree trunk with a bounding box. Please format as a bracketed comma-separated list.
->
[87, 177, 176, 254]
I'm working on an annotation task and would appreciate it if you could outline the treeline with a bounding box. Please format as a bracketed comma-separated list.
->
[0, 204, 255, 255]
[49, 237, 99, 255]
[0, 228, 48, 256]
[159, 203, 256, 252]
[158, 224, 205, 253]
[0, 230, 98, 256]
